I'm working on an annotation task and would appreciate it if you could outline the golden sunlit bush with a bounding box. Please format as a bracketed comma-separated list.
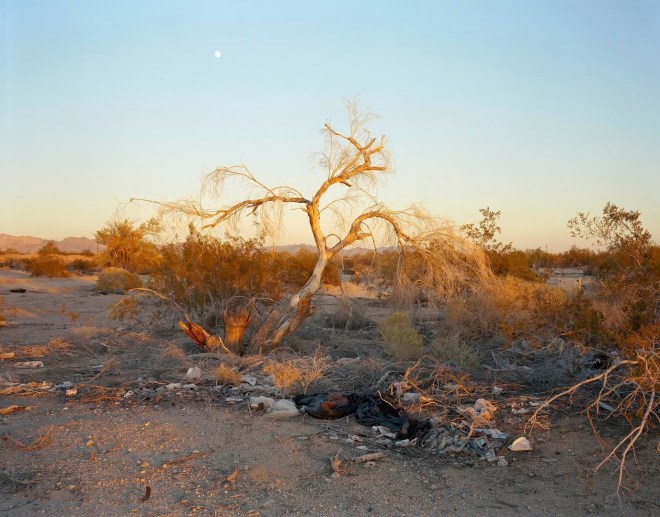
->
[96, 267, 143, 292]
[264, 351, 329, 395]
[431, 334, 481, 368]
[378, 311, 424, 361]
[445, 276, 568, 346]
[215, 363, 241, 385]
[26, 255, 68, 278]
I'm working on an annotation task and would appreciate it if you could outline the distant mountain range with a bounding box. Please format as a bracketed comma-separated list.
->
[0, 234, 101, 254]
[0, 234, 385, 256]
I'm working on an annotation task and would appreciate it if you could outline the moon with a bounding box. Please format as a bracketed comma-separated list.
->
[214, 50, 222, 58]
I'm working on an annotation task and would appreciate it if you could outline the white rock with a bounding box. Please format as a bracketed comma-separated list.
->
[250, 396, 274, 410]
[402, 392, 421, 403]
[491, 386, 504, 395]
[240, 374, 258, 386]
[165, 383, 182, 390]
[185, 367, 202, 380]
[508, 437, 533, 452]
[267, 399, 300, 418]
[15, 361, 44, 369]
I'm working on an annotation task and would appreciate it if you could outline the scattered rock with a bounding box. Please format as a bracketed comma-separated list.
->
[508, 437, 532, 452]
[165, 383, 182, 390]
[402, 392, 420, 403]
[14, 361, 44, 369]
[250, 396, 274, 410]
[55, 381, 74, 390]
[497, 457, 508, 467]
[267, 399, 299, 418]
[491, 386, 504, 396]
[240, 374, 258, 386]
[65, 388, 78, 396]
[185, 367, 202, 380]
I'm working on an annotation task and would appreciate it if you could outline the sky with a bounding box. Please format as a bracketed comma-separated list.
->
[1, 0, 659, 251]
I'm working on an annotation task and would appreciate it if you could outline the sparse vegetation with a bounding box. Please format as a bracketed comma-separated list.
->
[95, 267, 143, 292]
[431, 334, 481, 368]
[378, 311, 424, 361]
[26, 242, 69, 278]
[95, 218, 161, 274]
[215, 363, 241, 385]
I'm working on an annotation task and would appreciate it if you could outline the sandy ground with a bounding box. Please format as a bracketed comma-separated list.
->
[1, 270, 658, 516]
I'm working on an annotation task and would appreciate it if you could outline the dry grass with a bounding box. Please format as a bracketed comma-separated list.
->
[264, 349, 330, 395]
[445, 276, 567, 345]
[378, 311, 424, 361]
[9, 338, 73, 359]
[215, 363, 241, 385]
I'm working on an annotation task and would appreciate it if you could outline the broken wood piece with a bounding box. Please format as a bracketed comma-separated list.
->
[0, 352, 16, 360]
[226, 469, 239, 483]
[353, 452, 385, 464]
[0, 405, 30, 415]
[178, 320, 230, 353]
[140, 486, 151, 502]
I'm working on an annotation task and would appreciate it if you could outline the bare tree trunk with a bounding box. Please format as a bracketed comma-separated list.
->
[249, 255, 326, 353]
[223, 308, 252, 355]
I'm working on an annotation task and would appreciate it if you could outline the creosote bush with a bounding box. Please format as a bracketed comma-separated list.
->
[96, 267, 143, 292]
[431, 334, 481, 368]
[378, 311, 424, 361]
[27, 255, 69, 278]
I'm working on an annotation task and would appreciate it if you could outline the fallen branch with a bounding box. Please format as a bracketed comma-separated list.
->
[526, 352, 659, 495]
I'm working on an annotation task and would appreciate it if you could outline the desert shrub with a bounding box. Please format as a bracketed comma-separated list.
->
[95, 218, 161, 274]
[264, 350, 329, 395]
[215, 363, 241, 385]
[27, 254, 68, 277]
[67, 258, 98, 273]
[445, 276, 567, 346]
[96, 267, 143, 291]
[378, 311, 424, 360]
[150, 228, 287, 326]
[326, 299, 373, 330]
[431, 334, 481, 368]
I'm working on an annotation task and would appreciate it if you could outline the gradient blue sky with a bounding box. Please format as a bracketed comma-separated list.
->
[2, 0, 659, 250]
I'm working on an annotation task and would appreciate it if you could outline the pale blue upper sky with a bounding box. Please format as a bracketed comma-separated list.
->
[1, 0, 659, 250]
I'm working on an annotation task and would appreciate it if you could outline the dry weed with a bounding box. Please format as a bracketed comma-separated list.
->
[215, 363, 241, 385]
[12, 338, 72, 359]
[264, 349, 329, 395]
[378, 311, 424, 361]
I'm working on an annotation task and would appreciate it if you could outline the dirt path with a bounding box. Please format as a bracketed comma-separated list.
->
[1, 395, 658, 517]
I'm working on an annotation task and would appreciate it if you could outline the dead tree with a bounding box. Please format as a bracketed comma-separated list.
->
[146, 104, 488, 353]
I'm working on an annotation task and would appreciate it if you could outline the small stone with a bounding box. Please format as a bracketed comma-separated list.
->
[509, 437, 532, 452]
[497, 457, 508, 467]
[185, 367, 202, 380]
[240, 374, 258, 386]
[491, 386, 504, 396]
[65, 388, 78, 396]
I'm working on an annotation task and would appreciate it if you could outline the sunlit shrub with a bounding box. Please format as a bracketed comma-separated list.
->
[378, 311, 424, 360]
[96, 267, 143, 292]
[431, 334, 481, 368]
[27, 255, 68, 278]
